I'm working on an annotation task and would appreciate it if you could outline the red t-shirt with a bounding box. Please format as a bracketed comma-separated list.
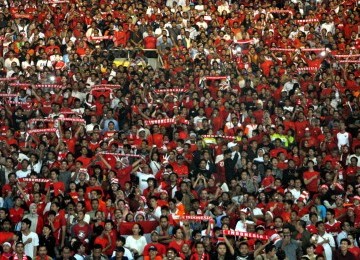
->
[324, 220, 341, 236]
[143, 243, 167, 257]
[303, 170, 320, 193]
[115, 165, 133, 188]
[72, 223, 92, 243]
[9, 207, 24, 225]
[143, 36, 157, 49]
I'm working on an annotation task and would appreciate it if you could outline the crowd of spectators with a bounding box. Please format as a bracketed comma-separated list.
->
[0, 0, 360, 259]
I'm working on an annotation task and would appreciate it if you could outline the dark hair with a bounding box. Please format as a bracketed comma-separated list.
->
[116, 236, 126, 244]
[93, 244, 103, 251]
[298, 220, 306, 229]
[340, 238, 351, 245]
[315, 221, 324, 227]
[174, 191, 183, 201]
[133, 223, 144, 236]
[327, 208, 335, 216]
[115, 246, 125, 253]
[265, 243, 275, 253]
[22, 218, 32, 228]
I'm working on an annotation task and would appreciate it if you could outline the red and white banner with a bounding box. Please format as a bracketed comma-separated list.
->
[58, 118, 86, 123]
[234, 39, 254, 44]
[60, 111, 78, 115]
[93, 84, 121, 88]
[154, 89, 187, 94]
[338, 60, 360, 63]
[181, 215, 214, 221]
[222, 230, 269, 239]
[88, 36, 114, 41]
[27, 128, 57, 134]
[295, 19, 319, 24]
[7, 101, 30, 105]
[270, 48, 296, 52]
[34, 84, 64, 89]
[202, 135, 235, 140]
[144, 118, 189, 126]
[90, 87, 112, 92]
[44, 0, 69, 4]
[9, 83, 31, 88]
[28, 118, 55, 124]
[99, 152, 142, 158]
[12, 13, 33, 19]
[334, 54, 360, 58]
[0, 93, 17, 97]
[268, 9, 293, 17]
[0, 77, 17, 81]
[300, 48, 326, 52]
[204, 76, 228, 80]
[18, 178, 50, 183]
[297, 67, 319, 71]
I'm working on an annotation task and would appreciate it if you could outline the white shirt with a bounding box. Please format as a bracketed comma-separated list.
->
[124, 235, 147, 255]
[22, 231, 39, 258]
[149, 160, 161, 175]
[347, 154, 360, 166]
[337, 131, 350, 149]
[288, 188, 301, 202]
[4, 57, 20, 70]
[235, 219, 255, 231]
[16, 169, 31, 178]
[135, 172, 155, 192]
[311, 233, 335, 260]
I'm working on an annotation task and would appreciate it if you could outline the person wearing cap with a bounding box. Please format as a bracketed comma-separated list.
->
[1, 241, 13, 258]
[143, 231, 166, 258]
[172, 154, 189, 177]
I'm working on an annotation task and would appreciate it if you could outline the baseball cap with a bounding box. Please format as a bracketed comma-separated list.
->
[227, 142, 237, 149]
[148, 246, 157, 252]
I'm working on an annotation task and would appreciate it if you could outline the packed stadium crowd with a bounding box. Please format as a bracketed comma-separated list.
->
[0, 0, 360, 259]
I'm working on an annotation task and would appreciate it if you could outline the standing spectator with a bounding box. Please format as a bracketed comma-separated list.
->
[38, 224, 56, 259]
[274, 227, 302, 260]
[303, 161, 320, 197]
[310, 221, 335, 260]
[21, 218, 39, 259]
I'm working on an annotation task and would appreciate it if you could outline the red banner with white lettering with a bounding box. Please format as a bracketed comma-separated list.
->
[27, 128, 57, 134]
[18, 178, 50, 183]
[222, 230, 269, 239]
[144, 118, 189, 126]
